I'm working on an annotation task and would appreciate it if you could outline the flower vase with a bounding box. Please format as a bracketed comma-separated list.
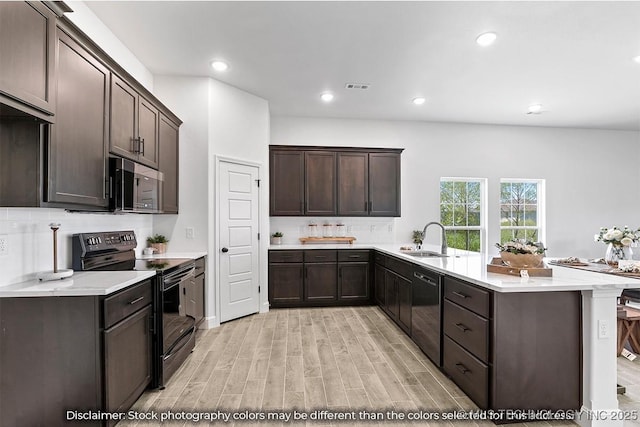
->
[605, 243, 632, 267]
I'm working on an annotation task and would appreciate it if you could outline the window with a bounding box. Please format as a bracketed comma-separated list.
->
[439, 178, 486, 252]
[500, 179, 545, 244]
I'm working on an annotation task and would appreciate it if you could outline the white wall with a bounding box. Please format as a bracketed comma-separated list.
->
[271, 116, 640, 258]
[65, 1, 154, 90]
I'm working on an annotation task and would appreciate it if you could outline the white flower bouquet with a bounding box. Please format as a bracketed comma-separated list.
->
[594, 226, 639, 247]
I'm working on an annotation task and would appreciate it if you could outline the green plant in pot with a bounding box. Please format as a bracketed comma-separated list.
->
[147, 234, 169, 254]
[412, 230, 424, 248]
[271, 232, 283, 245]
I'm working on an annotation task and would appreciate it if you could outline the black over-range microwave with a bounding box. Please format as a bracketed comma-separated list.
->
[109, 157, 163, 213]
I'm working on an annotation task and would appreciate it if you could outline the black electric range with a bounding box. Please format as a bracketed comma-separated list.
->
[72, 230, 196, 389]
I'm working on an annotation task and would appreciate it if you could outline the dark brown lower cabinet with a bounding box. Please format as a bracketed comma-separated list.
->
[374, 263, 386, 306]
[305, 263, 337, 302]
[268, 250, 372, 307]
[0, 280, 153, 427]
[104, 305, 152, 418]
[442, 276, 581, 413]
[375, 253, 412, 334]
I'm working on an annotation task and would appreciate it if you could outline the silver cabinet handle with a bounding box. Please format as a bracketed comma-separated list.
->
[128, 296, 145, 305]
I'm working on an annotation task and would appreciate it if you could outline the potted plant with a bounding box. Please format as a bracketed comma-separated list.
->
[412, 230, 424, 249]
[495, 239, 546, 268]
[271, 232, 283, 245]
[147, 234, 169, 254]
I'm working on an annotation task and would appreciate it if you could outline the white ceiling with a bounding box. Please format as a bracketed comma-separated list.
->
[84, 1, 640, 131]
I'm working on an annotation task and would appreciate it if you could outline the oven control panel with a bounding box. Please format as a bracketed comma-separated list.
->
[73, 230, 137, 254]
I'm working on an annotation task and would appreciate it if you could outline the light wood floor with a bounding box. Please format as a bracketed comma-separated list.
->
[121, 306, 639, 426]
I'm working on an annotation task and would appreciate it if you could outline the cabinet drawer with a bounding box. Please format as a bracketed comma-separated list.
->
[338, 250, 370, 262]
[195, 257, 205, 276]
[386, 256, 411, 279]
[374, 252, 386, 266]
[104, 279, 153, 329]
[304, 250, 337, 263]
[444, 277, 490, 317]
[269, 250, 303, 263]
[443, 300, 489, 363]
[443, 336, 489, 409]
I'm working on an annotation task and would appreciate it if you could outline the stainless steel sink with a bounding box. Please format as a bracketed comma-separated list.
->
[401, 250, 448, 258]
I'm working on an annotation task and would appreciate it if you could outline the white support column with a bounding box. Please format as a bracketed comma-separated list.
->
[577, 288, 623, 427]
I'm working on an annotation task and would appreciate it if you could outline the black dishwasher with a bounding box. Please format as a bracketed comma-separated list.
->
[411, 266, 443, 367]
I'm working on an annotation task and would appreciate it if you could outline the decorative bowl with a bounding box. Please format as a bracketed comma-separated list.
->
[500, 251, 544, 268]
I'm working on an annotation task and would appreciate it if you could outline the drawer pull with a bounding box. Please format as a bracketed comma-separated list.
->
[455, 363, 471, 375]
[128, 296, 145, 305]
[452, 291, 469, 299]
[455, 323, 470, 332]
[348, 255, 361, 259]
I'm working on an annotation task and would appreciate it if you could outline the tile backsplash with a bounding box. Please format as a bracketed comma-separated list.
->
[0, 208, 153, 286]
[269, 217, 397, 245]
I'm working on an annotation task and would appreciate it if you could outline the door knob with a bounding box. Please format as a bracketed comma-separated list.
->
[221, 247, 229, 253]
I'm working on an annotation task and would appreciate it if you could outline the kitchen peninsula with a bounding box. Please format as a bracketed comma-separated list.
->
[270, 243, 640, 427]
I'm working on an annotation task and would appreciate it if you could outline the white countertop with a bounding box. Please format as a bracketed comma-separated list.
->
[0, 252, 207, 298]
[0, 270, 157, 298]
[270, 243, 640, 293]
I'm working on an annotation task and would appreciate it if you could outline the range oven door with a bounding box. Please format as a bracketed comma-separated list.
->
[156, 264, 196, 388]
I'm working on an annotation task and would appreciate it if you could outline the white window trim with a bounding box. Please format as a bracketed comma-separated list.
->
[499, 178, 546, 245]
[440, 177, 488, 252]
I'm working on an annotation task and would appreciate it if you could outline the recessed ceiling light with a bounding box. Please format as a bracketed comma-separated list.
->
[210, 60, 229, 72]
[320, 92, 334, 102]
[527, 104, 544, 114]
[476, 32, 497, 47]
[633, 55, 640, 64]
[412, 97, 426, 105]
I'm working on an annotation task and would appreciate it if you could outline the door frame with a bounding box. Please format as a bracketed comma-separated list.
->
[211, 155, 267, 327]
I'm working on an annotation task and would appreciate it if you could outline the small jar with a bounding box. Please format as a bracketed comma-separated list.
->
[308, 223, 318, 237]
[335, 224, 346, 237]
[323, 224, 334, 238]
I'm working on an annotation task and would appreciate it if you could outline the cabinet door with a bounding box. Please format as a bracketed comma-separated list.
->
[104, 305, 152, 414]
[338, 262, 370, 301]
[194, 273, 205, 325]
[305, 151, 336, 215]
[137, 97, 159, 168]
[159, 114, 179, 213]
[384, 270, 399, 318]
[270, 150, 304, 215]
[47, 29, 109, 208]
[110, 74, 138, 161]
[398, 274, 412, 332]
[337, 152, 368, 216]
[305, 263, 337, 302]
[268, 263, 304, 305]
[369, 152, 401, 217]
[0, 1, 56, 118]
[374, 263, 386, 306]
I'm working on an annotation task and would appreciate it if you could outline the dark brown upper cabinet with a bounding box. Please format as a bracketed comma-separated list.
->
[270, 149, 304, 215]
[270, 145, 401, 217]
[337, 152, 368, 216]
[305, 151, 336, 215]
[159, 113, 179, 214]
[46, 26, 110, 208]
[0, 1, 58, 121]
[110, 75, 159, 169]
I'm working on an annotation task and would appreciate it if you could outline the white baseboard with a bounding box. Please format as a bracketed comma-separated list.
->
[200, 315, 219, 329]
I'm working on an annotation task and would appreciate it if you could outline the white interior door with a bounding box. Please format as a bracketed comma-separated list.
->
[219, 160, 260, 322]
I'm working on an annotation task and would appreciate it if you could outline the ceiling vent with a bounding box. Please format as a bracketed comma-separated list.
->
[345, 83, 370, 90]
